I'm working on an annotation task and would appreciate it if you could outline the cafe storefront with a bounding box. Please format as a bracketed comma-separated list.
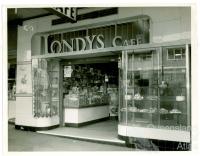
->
[14, 7, 191, 150]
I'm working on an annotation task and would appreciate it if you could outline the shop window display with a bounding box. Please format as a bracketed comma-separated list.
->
[120, 46, 190, 130]
[32, 59, 59, 117]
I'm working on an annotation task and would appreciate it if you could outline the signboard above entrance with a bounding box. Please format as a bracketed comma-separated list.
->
[46, 18, 150, 54]
[50, 34, 144, 53]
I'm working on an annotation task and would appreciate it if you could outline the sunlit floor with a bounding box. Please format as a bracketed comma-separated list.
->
[37, 119, 125, 145]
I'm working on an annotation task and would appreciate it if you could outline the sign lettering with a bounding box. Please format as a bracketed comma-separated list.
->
[49, 34, 144, 53]
[50, 7, 77, 22]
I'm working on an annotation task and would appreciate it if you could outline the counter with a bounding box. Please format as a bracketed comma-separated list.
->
[64, 104, 109, 127]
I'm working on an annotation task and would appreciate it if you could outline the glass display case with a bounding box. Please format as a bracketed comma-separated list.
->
[32, 59, 60, 117]
[119, 45, 190, 130]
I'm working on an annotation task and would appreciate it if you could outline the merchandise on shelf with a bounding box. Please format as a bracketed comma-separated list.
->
[133, 93, 144, 100]
[159, 108, 168, 114]
[121, 107, 126, 111]
[148, 107, 157, 113]
[128, 107, 138, 112]
[169, 109, 182, 114]
[63, 64, 117, 108]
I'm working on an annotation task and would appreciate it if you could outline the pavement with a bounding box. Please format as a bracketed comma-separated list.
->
[37, 119, 125, 145]
[8, 124, 134, 151]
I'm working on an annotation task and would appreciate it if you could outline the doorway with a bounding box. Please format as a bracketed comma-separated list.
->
[49, 56, 124, 143]
[60, 56, 120, 128]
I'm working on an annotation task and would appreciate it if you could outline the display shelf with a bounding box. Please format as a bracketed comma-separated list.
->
[126, 110, 186, 115]
[134, 119, 150, 124]
[159, 113, 187, 115]
[128, 111, 157, 114]
[132, 98, 159, 101]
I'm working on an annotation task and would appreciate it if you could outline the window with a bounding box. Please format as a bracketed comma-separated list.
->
[135, 53, 152, 61]
[167, 47, 186, 60]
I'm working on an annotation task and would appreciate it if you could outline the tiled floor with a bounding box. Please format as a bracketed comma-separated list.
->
[37, 119, 125, 145]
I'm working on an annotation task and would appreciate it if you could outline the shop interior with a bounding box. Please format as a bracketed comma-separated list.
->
[63, 62, 119, 111]
[55, 57, 122, 142]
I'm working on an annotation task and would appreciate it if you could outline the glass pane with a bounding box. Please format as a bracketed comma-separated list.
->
[119, 52, 127, 124]
[168, 49, 174, 59]
[126, 51, 159, 128]
[182, 48, 186, 59]
[159, 68, 187, 129]
[174, 48, 182, 59]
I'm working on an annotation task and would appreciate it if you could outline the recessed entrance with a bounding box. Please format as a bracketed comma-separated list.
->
[47, 55, 123, 144]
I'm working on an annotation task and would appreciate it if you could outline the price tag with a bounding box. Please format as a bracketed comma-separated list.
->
[64, 66, 72, 77]
[105, 75, 109, 82]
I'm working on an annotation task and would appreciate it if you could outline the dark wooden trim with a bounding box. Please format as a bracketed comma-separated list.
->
[15, 124, 59, 132]
[65, 117, 109, 127]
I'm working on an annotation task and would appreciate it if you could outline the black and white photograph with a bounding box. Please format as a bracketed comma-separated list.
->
[1, 0, 200, 154]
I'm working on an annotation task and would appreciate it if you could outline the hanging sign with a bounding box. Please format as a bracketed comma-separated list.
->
[47, 7, 77, 22]
[64, 66, 73, 77]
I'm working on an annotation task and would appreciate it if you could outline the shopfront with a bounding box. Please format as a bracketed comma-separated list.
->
[15, 7, 191, 150]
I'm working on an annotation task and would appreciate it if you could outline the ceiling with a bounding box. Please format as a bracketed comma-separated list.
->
[8, 8, 51, 23]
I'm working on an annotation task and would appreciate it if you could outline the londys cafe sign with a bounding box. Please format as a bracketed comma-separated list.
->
[50, 34, 145, 53]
